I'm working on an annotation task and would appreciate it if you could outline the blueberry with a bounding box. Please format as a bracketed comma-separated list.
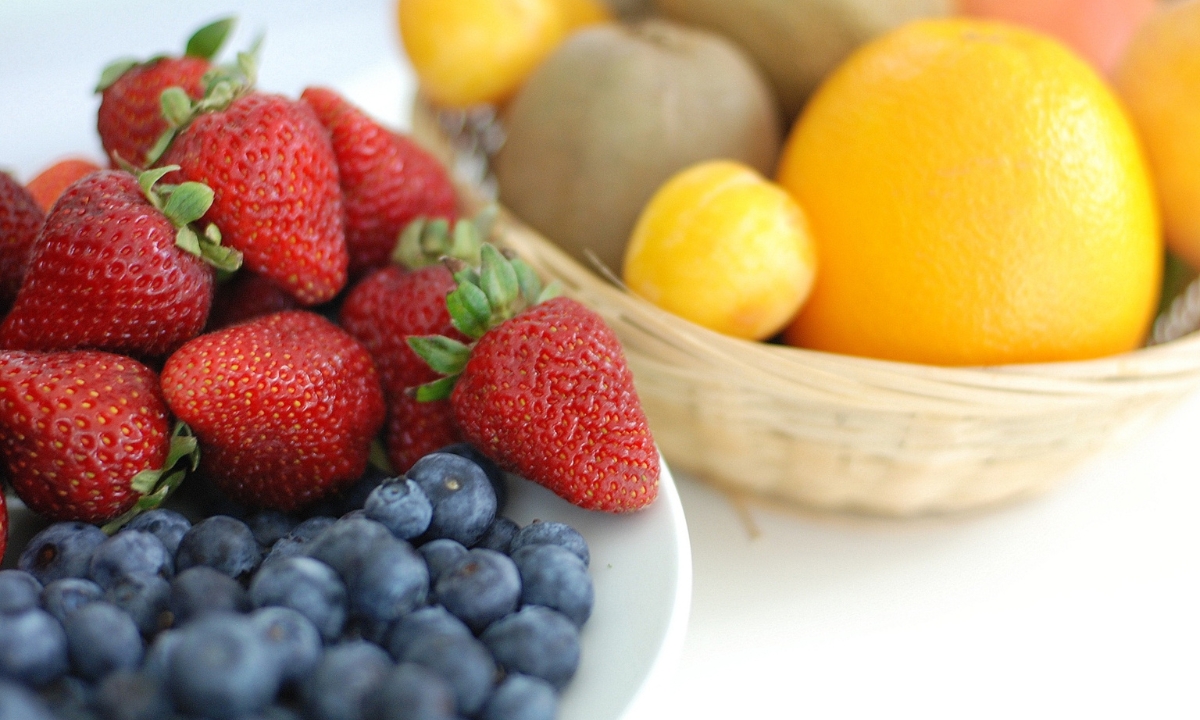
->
[63, 601, 143, 681]
[335, 464, 392, 515]
[481, 674, 558, 720]
[407, 453, 496, 546]
[473, 516, 520, 554]
[247, 511, 299, 548]
[87, 531, 173, 589]
[0, 570, 42, 615]
[342, 616, 394, 646]
[167, 614, 281, 720]
[434, 549, 520, 634]
[301, 640, 392, 720]
[169, 566, 251, 626]
[249, 556, 347, 642]
[481, 606, 580, 690]
[40, 578, 103, 624]
[175, 515, 262, 580]
[305, 517, 395, 585]
[18, 522, 107, 584]
[385, 606, 473, 661]
[124, 509, 191, 557]
[0, 679, 57, 720]
[349, 538, 429, 624]
[399, 631, 496, 717]
[363, 662, 457, 720]
[511, 544, 594, 627]
[94, 669, 172, 720]
[364, 478, 433, 540]
[438, 442, 508, 513]
[511, 521, 590, 567]
[0, 608, 69, 685]
[264, 515, 337, 566]
[104, 574, 172, 637]
[141, 629, 184, 681]
[417, 539, 468, 584]
[250, 606, 322, 685]
[35, 675, 95, 720]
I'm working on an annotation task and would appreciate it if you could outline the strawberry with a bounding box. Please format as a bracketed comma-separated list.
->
[159, 91, 348, 305]
[301, 86, 458, 277]
[160, 311, 386, 511]
[25, 157, 103, 213]
[95, 17, 235, 167]
[0, 172, 44, 314]
[0, 168, 240, 358]
[206, 270, 300, 331]
[338, 216, 489, 472]
[412, 246, 659, 512]
[0, 349, 197, 526]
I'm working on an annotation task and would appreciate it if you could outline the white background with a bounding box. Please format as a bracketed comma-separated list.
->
[3, 1, 1198, 718]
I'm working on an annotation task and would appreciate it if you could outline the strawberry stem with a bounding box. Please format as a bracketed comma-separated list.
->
[135, 167, 243, 272]
[101, 422, 199, 534]
[185, 17, 236, 60]
[391, 206, 498, 270]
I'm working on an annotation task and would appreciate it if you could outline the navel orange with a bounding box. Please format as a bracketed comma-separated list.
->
[776, 18, 1160, 366]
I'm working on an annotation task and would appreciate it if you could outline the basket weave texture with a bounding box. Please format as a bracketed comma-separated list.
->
[411, 99, 1200, 517]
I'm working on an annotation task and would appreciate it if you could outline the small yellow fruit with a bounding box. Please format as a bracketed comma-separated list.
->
[623, 160, 818, 341]
[398, 0, 566, 107]
[560, 0, 614, 31]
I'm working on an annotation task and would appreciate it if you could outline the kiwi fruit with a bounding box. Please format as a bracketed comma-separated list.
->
[656, 0, 951, 122]
[493, 19, 781, 274]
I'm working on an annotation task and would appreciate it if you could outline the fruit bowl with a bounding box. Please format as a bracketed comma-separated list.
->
[413, 96, 1200, 517]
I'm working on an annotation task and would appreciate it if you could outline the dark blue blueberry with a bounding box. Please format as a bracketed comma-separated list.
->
[62, 601, 143, 681]
[247, 511, 299, 548]
[17, 522, 107, 585]
[169, 566, 251, 626]
[438, 442, 508, 513]
[481, 606, 580, 690]
[141, 629, 183, 681]
[338, 508, 370, 522]
[349, 538, 428, 623]
[336, 464, 392, 515]
[88, 531, 173, 589]
[363, 662, 457, 720]
[0, 570, 42, 615]
[434, 549, 520, 634]
[473, 516, 520, 554]
[301, 640, 392, 720]
[104, 574, 172, 637]
[263, 515, 337, 566]
[124, 509, 191, 557]
[364, 479, 432, 540]
[511, 544, 594, 627]
[0, 608, 69, 685]
[35, 676, 94, 720]
[305, 517, 394, 585]
[175, 515, 262, 580]
[249, 556, 347, 642]
[0, 679, 57, 720]
[40, 578, 103, 624]
[250, 606, 322, 685]
[417, 539, 468, 584]
[385, 606, 473, 661]
[511, 521, 590, 567]
[481, 673, 558, 720]
[399, 631, 496, 716]
[167, 614, 281, 720]
[408, 453, 496, 546]
[94, 669, 173, 720]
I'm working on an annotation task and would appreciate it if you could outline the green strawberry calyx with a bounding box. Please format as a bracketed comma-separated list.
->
[137, 166, 243, 272]
[408, 241, 561, 402]
[392, 205, 498, 270]
[101, 422, 200, 534]
[95, 16, 237, 93]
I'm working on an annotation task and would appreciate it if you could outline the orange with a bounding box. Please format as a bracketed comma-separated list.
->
[956, 0, 1155, 74]
[623, 160, 818, 341]
[1113, 1, 1200, 271]
[25, 157, 104, 213]
[776, 18, 1160, 366]
[398, 0, 565, 107]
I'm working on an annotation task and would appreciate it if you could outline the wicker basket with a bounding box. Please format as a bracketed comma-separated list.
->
[411, 98, 1200, 517]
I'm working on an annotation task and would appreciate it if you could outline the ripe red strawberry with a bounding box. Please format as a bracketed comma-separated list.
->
[412, 246, 659, 512]
[95, 18, 235, 167]
[0, 172, 44, 314]
[0, 350, 197, 525]
[301, 86, 458, 277]
[161, 311, 386, 511]
[0, 168, 240, 358]
[206, 270, 299, 331]
[160, 91, 348, 305]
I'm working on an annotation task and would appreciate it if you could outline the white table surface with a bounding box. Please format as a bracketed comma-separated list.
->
[3, 2, 1199, 718]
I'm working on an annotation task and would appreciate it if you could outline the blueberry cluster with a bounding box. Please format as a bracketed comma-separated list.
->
[0, 445, 594, 720]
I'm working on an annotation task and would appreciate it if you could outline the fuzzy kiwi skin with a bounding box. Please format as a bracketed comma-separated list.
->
[493, 19, 781, 275]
